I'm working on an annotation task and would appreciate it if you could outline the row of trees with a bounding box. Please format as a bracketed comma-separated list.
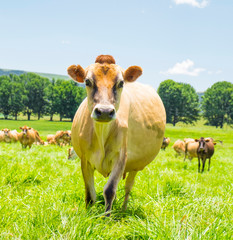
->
[158, 80, 233, 128]
[0, 73, 86, 121]
[0, 73, 232, 128]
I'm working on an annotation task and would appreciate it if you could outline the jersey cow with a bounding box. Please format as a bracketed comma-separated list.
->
[67, 55, 166, 215]
[18, 126, 44, 148]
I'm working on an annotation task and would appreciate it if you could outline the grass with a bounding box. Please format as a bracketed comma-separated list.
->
[0, 119, 233, 239]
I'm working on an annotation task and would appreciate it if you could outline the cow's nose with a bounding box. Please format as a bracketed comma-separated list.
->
[92, 105, 116, 122]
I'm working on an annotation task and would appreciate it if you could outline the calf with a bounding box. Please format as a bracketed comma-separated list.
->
[161, 137, 170, 150]
[195, 137, 215, 173]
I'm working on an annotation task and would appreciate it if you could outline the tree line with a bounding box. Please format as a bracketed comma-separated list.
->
[1, 74, 232, 128]
[158, 80, 233, 128]
[0, 73, 86, 121]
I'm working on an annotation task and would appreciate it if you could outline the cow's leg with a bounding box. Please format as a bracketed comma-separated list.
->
[198, 157, 201, 173]
[103, 149, 126, 216]
[208, 158, 211, 171]
[202, 156, 207, 173]
[183, 152, 186, 161]
[81, 161, 96, 207]
[122, 171, 137, 210]
[103, 161, 125, 216]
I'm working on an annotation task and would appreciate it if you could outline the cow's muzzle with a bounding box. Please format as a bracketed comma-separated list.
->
[91, 104, 116, 122]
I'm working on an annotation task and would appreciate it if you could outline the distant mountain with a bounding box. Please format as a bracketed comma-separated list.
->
[0, 68, 70, 80]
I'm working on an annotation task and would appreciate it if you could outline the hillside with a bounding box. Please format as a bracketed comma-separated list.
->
[0, 68, 70, 80]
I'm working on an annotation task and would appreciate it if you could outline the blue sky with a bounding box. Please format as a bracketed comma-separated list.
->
[0, 0, 232, 92]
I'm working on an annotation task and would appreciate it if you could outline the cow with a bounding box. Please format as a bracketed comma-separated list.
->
[54, 130, 71, 146]
[161, 137, 170, 150]
[47, 134, 56, 145]
[172, 140, 185, 156]
[195, 137, 215, 173]
[1, 128, 18, 143]
[183, 138, 198, 161]
[18, 126, 43, 148]
[68, 147, 78, 160]
[67, 55, 166, 215]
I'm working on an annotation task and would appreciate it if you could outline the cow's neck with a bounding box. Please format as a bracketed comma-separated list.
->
[93, 121, 113, 155]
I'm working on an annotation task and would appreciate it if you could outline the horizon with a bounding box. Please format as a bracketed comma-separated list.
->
[0, 0, 232, 92]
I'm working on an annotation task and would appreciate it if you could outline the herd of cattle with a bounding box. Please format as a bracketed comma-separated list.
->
[0, 126, 77, 159]
[162, 137, 222, 172]
[0, 126, 221, 173]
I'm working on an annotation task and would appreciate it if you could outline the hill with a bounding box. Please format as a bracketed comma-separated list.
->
[0, 68, 70, 80]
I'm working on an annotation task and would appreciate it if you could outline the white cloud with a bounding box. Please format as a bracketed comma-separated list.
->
[173, 0, 209, 8]
[160, 59, 205, 76]
[216, 70, 222, 74]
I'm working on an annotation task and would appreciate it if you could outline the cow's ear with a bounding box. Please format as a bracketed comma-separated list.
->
[67, 65, 85, 83]
[124, 66, 142, 82]
[19, 127, 22, 129]
[195, 139, 199, 142]
[28, 128, 31, 130]
[213, 142, 217, 145]
[205, 139, 210, 142]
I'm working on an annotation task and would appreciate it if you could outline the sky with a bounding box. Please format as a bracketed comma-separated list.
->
[0, 0, 232, 92]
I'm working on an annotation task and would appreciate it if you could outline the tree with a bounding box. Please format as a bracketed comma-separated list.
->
[46, 78, 59, 121]
[202, 81, 233, 128]
[158, 79, 200, 126]
[21, 73, 50, 120]
[9, 74, 25, 120]
[55, 80, 86, 121]
[0, 76, 12, 119]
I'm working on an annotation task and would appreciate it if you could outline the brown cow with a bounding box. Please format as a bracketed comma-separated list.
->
[196, 137, 215, 173]
[47, 134, 56, 145]
[67, 55, 166, 215]
[18, 126, 43, 148]
[1, 128, 18, 143]
[54, 130, 71, 146]
[183, 138, 199, 161]
[161, 137, 170, 150]
[172, 140, 185, 156]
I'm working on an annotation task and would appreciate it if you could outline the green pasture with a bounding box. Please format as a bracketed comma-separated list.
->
[0, 119, 232, 239]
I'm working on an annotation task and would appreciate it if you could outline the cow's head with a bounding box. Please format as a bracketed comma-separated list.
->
[20, 126, 31, 135]
[2, 128, 10, 136]
[67, 55, 142, 123]
[195, 137, 209, 152]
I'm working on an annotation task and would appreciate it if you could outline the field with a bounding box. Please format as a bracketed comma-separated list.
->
[0, 119, 232, 239]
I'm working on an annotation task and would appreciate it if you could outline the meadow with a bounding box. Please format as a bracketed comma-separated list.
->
[0, 119, 232, 239]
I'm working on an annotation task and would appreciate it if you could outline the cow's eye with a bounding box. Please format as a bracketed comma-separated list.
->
[118, 80, 124, 88]
[85, 79, 92, 87]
